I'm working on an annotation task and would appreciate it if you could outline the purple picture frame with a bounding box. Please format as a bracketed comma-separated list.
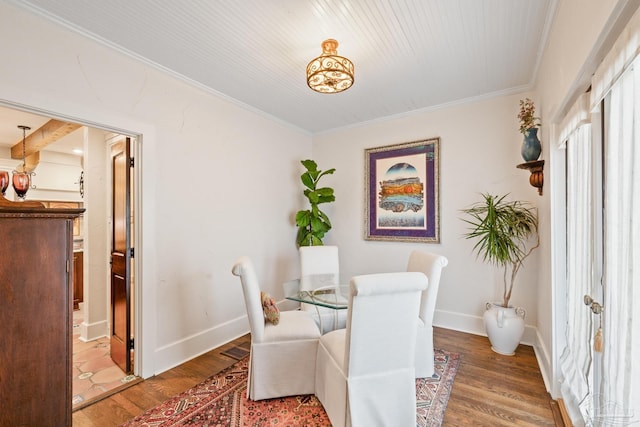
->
[364, 138, 440, 242]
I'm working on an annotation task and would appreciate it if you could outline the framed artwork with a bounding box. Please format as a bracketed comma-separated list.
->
[364, 137, 440, 243]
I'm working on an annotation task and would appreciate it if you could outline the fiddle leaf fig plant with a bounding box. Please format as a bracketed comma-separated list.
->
[295, 159, 336, 247]
[460, 193, 539, 308]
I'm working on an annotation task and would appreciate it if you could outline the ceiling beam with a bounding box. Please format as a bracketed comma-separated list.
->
[15, 152, 40, 173]
[11, 119, 82, 160]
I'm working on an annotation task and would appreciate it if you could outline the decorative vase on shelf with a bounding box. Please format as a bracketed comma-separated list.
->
[521, 127, 541, 162]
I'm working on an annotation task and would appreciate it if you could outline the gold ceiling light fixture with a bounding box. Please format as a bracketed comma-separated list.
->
[306, 39, 354, 94]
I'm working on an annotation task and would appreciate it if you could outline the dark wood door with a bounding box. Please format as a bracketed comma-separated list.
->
[73, 251, 83, 310]
[110, 138, 133, 374]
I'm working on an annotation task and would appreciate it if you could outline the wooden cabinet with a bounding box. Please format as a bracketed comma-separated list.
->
[73, 251, 84, 310]
[0, 200, 83, 426]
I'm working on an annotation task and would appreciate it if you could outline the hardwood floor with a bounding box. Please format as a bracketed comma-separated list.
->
[72, 328, 558, 426]
[72, 334, 252, 426]
[435, 328, 559, 426]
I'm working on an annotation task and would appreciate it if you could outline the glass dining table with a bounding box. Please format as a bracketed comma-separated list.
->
[283, 274, 349, 332]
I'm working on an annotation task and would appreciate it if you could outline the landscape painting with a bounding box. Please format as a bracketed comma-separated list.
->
[365, 138, 440, 242]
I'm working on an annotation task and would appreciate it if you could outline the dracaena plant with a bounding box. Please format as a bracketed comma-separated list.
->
[295, 159, 336, 247]
[460, 193, 539, 307]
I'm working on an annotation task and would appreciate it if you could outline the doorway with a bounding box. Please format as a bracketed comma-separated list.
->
[0, 103, 141, 410]
[72, 132, 140, 409]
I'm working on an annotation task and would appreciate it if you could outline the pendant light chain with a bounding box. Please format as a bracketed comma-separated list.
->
[22, 127, 26, 169]
[18, 125, 31, 172]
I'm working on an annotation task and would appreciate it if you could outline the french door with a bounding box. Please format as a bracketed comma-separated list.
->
[562, 59, 640, 426]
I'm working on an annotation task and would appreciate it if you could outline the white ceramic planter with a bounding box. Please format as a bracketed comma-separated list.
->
[483, 302, 526, 356]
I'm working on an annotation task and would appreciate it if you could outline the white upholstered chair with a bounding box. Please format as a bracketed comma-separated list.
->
[406, 250, 449, 378]
[315, 272, 427, 427]
[299, 245, 347, 333]
[231, 256, 321, 400]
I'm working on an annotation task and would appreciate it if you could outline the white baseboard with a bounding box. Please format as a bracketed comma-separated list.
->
[533, 329, 553, 393]
[433, 308, 538, 345]
[153, 316, 250, 376]
[80, 319, 109, 342]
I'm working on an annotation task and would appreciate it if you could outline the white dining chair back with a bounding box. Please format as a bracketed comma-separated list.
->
[315, 272, 427, 427]
[300, 245, 340, 279]
[232, 256, 320, 400]
[406, 250, 449, 378]
[299, 245, 347, 332]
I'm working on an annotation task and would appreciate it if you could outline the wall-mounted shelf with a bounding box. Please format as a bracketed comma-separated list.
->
[517, 160, 544, 196]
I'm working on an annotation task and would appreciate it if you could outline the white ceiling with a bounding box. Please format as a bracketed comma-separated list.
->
[2, 0, 556, 149]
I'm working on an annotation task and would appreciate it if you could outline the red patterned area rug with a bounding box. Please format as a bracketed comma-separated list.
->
[120, 349, 460, 426]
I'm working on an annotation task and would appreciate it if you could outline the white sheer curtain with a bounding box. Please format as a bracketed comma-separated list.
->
[559, 107, 594, 423]
[598, 58, 640, 425]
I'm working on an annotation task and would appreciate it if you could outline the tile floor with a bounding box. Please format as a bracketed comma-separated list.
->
[72, 308, 139, 410]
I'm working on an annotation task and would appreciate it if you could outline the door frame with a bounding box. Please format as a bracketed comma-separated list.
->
[0, 99, 147, 378]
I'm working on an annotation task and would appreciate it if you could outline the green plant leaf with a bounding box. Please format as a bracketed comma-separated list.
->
[297, 228, 312, 246]
[308, 191, 320, 204]
[318, 210, 332, 228]
[310, 235, 323, 245]
[317, 194, 335, 204]
[317, 168, 336, 179]
[295, 210, 310, 227]
[315, 187, 334, 196]
[301, 172, 314, 190]
[310, 216, 325, 231]
[301, 159, 318, 172]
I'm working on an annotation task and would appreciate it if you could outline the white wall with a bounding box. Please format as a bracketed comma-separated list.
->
[0, 2, 311, 377]
[312, 94, 541, 342]
[81, 127, 110, 341]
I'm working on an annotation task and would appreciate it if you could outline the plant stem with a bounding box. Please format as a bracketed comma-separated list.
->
[503, 233, 540, 307]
